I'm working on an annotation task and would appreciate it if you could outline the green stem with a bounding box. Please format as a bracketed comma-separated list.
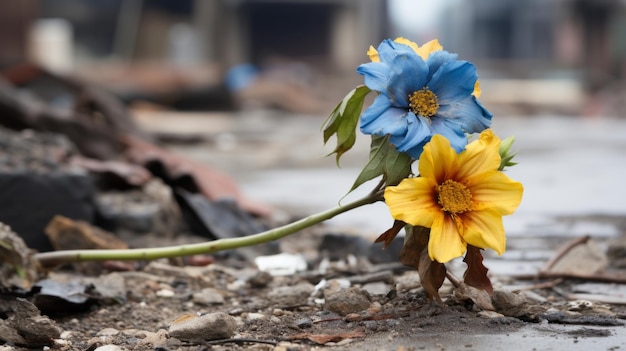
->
[34, 192, 383, 268]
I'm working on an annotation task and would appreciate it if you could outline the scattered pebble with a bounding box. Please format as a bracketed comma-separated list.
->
[324, 286, 372, 316]
[295, 317, 313, 329]
[244, 312, 266, 321]
[395, 271, 421, 291]
[248, 270, 273, 288]
[192, 287, 226, 305]
[254, 252, 308, 276]
[478, 311, 505, 318]
[93, 345, 123, 351]
[267, 282, 315, 306]
[362, 282, 391, 296]
[155, 288, 175, 298]
[96, 328, 120, 337]
[168, 312, 237, 341]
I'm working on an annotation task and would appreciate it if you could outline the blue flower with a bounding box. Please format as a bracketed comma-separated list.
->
[357, 39, 492, 159]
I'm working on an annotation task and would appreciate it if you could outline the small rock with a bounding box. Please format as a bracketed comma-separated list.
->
[321, 279, 351, 296]
[254, 253, 308, 276]
[295, 317, 313, 329]
[567, 300, 594, 312]
[395, 271, 421, 291]
[361, 282, 391, 296]
[492, 289, 528, 312]
[478, 311, 505, 318]
[0, 298, 63, 347]
[156, 288, 175, 298]
[244, 312, 266, 321]
[324, 286, 372, 316]
[96, 328, 119, 336]
[94, 345, 123, 351]
[267, 282, 315, 306]
[248, 270, 273, 288]
[136, 329, 169, 347]
[492, 289, 545, 320]
[192, 288, 225, 305]
[168, 312, 237, 341]
[273, 341, 303, 351]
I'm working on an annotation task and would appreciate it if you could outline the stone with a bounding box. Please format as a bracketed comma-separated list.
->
[168, 312, 237, 341]
[94, 179, 182, 236]
[44, 215, 128, 251]
[0, 221, 45, 291]
[95, 328, 119, 336]
[0, 298, 62, 347]
[267, 282, 315, 307]
[324, 286, 372, 316]
[192, 287, 225, 305]
[94, 345, 123, 351]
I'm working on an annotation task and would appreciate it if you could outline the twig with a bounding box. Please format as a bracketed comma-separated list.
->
[511, 278, 563, 292]
[446, 270, 461, 288]
[540, 235, 590, 273]
[34, 191, 383, 268]
[535, 272, 626, 284]
[203, 338, 278, 346]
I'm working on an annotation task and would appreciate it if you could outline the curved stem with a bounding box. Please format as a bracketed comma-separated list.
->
[34, 191, 384, 268]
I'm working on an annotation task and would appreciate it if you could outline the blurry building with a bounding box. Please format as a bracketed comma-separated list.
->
[4, 0, 388, 74]
[443, 0, 626, 93]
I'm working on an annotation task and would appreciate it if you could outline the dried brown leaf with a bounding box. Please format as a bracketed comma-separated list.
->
[374, 220, 405, 249]
[399, 226, 446, 301]
[463, 245, 493, 295]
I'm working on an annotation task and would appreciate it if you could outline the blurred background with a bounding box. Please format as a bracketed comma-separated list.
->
[1, 0, 625, 258]
[2, 0, 625, 116]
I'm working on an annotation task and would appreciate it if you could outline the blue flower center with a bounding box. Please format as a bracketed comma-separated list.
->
[409, 88, 439, 117]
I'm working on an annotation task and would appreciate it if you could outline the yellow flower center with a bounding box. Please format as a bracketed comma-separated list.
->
[437, 179, 472, 214]
[408, 88, 439, 117]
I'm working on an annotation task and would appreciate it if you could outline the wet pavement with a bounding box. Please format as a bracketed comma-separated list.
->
[138, 112, 626, 225]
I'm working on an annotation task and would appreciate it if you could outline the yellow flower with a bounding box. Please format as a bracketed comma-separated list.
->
[367, 37, 442, 62]
[384, 130, 523, 263]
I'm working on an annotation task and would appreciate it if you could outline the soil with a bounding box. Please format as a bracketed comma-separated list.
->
[4, 224, 626, 351]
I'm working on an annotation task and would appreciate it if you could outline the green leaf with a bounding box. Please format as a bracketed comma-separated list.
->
[322, 85, 371, 165]
[349, 135, 412, 193]
[498, 135, 518, 171]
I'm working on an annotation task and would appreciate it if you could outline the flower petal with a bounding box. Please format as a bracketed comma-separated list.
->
[425, 50, 458, 81]
[437, 96, 493, 134]
[386, 53, 429, 106]
[467, 171, 524, 215]
[460, 209, 506, 255]
[455, 129, 501, 179]
[416, 39, 444, 60]
[418, 134, 459, 184]
[390, 114, 432, 157]
[429, 118, 469, 153]
[360, 96, 408, 136]
[428, 61, 476, 104]
[377, 39, 416, 63]
[357, 62, 391, 93]
[367, 45, 380, 62]
[384, 177, 440, 227]
[393, 37, 420, 54]
[429, 214, 467, 262]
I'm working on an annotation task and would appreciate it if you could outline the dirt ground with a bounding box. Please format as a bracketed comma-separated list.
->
[3, 220, 626, 351]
